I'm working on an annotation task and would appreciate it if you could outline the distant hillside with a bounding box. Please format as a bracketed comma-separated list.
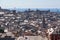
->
[8, 8, 60, 13]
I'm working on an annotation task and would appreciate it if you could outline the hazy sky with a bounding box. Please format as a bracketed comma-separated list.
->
[0, 0, 60, 8]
